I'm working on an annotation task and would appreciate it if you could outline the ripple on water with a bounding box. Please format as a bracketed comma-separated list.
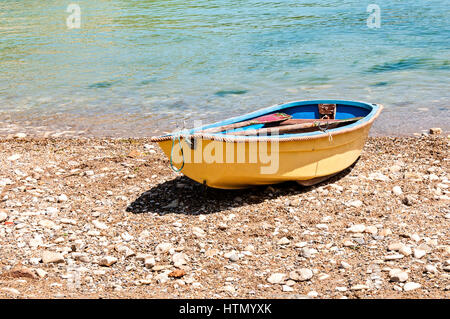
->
[214, 90, 248, 97]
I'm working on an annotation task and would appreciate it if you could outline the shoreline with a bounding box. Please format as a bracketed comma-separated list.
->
[0, 135, 448, 298]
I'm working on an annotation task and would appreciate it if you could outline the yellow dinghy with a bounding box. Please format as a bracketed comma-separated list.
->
[151, 100, 382, 189]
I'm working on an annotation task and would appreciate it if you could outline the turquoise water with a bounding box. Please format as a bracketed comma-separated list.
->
[0, 0, 449, 136]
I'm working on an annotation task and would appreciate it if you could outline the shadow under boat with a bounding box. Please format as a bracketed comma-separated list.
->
[126, 157, 360, 216]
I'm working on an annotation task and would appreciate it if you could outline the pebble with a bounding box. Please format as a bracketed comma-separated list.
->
[98, 256, 118, 267]
[398, 245, 412, 256]
[155, 243, 173, 254]
[343, 240, 357, 247]
[339, 261, 352, 269]
[226, 252, 239, 262]
[57, 194, 68, 202]
[350, 284, 369, 291]
[1, 287, 20, 295]
[282, 285, 294, 292]
[192, 227, 206, 238]
[402, 195, 415, 206]
[144, 257, 156, 268]
[172, 252, 188, 266]
[392, 186, 403, 196]
[296, 268, 313, 281]
[364, 226, 378, 235]
[267, 273, 286, 284]
[35, 269, 48, 278]
[7, 154, 21, 161]
[92, 220, 108, 230]
[347, 200, 363, 208]
[414, 248, 426, 259]
[41, 251, 65, 264]
[389, 269, 409, 282]
[384, 254, 404, 261]
[403, 282, 421, 292]
[121, 232, 134, 242]
[0, 210, 7, 222]
[39, 219, 57, 229]
[429, 127, 442, 135]
[14, 133, 27, 139]
[424, 265, 438, 274]
[277, 237, 290, 245]
[347, 224, 366, 233]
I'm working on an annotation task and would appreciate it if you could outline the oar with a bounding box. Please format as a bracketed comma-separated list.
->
[199, 113, 291, 134]
[227, 117, 363, 136]
[276, 117, 363, 126]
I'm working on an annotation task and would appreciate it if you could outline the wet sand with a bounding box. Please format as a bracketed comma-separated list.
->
[0, 135, 449, 299]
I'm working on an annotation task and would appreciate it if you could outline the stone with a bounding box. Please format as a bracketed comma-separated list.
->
[172, 252, 188, 266]
[155, 243, 173, 254]
[121, 232, 134, 242]
[35, 269, 48, 278]
[392, 186, 403, 196]
[343, 240, 357, 247]
[1, 287, 20, 295]
[414, 248, 426, 259]
[7, 154, 21, 161]
[92, 220, 108, 230]
[227, 253, 239, 262]
[403, 282, 421, 292]
[98, 256, 118, 267]
[402, 195, 415, 206]
[299, 247, 317, 258]
[42, 251, 65, 264]
[155, 272, 169, 284]
[277, 237, 290, 245]
[205, 249, 219, 257]
[192, 227, 206, 238]
[350, 284, 369, 291]
[144, 257, 156, 268]
[39, 219, 57, 229]
[282, 285, 294, 292]
[0, 210, 7, 222]
[364, 226, 378, 235]
[347, 200, 363, 208]
[57, 194, 68, 202]
[379, 229, 392, 237]
[339, 261, 352, 269]
[294, 268, 313, 281]
[389, 269, 408, 282]
[398, 245, 412, 256]
[5, 265, 37, 279]
[14, 133, 27, 139]
[347, 224, 366, 233]
[168, 269, 186, 278]
[267, 273, 286, 284]
[384, 254, 404, 261]
[424, 265, 437, 274]
[429, 128, 442, 135]
[388, 242, 404, 251]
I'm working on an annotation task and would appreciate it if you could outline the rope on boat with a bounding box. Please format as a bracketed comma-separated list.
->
[169, 134, 185, 172]
[150, 105, 383, 144]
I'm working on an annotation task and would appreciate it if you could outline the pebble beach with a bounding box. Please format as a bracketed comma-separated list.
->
[0, 134, 448, 299]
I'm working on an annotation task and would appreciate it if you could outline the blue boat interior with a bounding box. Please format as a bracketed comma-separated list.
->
[199, 100, 375, 136]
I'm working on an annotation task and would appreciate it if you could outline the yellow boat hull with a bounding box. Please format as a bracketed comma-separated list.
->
[157, 122, 372, 189]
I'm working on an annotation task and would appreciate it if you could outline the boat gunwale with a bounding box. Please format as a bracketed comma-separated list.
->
[150, 100, 383, 143]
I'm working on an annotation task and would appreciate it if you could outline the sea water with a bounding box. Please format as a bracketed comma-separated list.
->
[0, 0, 448, 136]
